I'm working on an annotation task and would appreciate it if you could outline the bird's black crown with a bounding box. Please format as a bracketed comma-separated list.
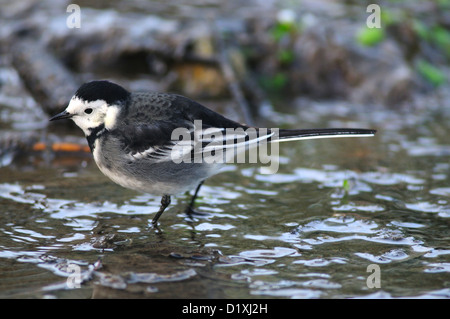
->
[75, 80, 130, 104]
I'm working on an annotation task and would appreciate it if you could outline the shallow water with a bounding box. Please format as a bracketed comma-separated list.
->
[0, 92, 449, 298]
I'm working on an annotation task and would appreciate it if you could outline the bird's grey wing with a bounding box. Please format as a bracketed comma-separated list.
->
[116, 93, 274, 164]
[171, 95, 274, 157]
[111, 120, 195, 163]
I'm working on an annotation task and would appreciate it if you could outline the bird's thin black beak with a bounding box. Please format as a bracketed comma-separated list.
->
[49, 110, 73, 121]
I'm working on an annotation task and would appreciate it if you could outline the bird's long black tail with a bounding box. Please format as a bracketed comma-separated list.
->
[274, 128, 376, 142]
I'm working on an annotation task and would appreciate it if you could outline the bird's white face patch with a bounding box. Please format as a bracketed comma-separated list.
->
[65, 96, 109, 135]
[104, 105, 121, 130]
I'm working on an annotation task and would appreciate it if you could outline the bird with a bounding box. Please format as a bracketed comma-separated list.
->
[50, 80, 376, 225]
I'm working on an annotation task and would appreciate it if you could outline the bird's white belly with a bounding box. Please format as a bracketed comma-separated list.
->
[92, 139, 206, 195]
[92, 140, 146, 191]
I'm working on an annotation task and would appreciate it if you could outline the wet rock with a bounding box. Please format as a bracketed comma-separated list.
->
[10, 40, 79, 115]
[44, 8, 231, 98]
[125, 268, 197, 284]
[95, 272, 127, 290]
[0, 131, 39, 167]
[172, 63, 227, 98]
[48, 9, 179, 73]
[248, 15, 417, 107]
[0, 130, 91, 168]
[1, 0, 447, 115]
[92, 234, 117, 249]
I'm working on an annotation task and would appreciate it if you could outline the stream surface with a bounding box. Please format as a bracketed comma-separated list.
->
[0, 0, 449, 299]
[1, 90, 449, 298]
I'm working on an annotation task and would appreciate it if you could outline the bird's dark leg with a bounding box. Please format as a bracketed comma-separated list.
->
[185, 180, 205, 216]
[190, 181, 204, 209]
[152, 195, 171, 225]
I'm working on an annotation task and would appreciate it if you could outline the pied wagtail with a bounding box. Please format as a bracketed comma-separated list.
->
[50, 80, 376, 225]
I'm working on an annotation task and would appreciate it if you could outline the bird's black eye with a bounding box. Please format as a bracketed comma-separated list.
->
[84, 108, 93, 114]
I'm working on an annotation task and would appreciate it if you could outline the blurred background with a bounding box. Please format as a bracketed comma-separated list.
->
[0, 0, 449, 299]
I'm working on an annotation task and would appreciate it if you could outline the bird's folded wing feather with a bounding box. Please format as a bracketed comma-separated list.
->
[114, 119, 273, 164]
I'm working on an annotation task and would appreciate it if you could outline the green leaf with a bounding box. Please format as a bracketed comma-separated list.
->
[260, 73, 288, 92]
[417, 60, 446, 86]
[356, 27, 385, 47]
[380, 9, 395, 26]
[430, 26, 450, 57]
[271, 22, 294, 42]
[342, 179, 350, 194]
[412, 20, 429, 41]
[277, 49, 295, 64]
[272, 72, 288, 90]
